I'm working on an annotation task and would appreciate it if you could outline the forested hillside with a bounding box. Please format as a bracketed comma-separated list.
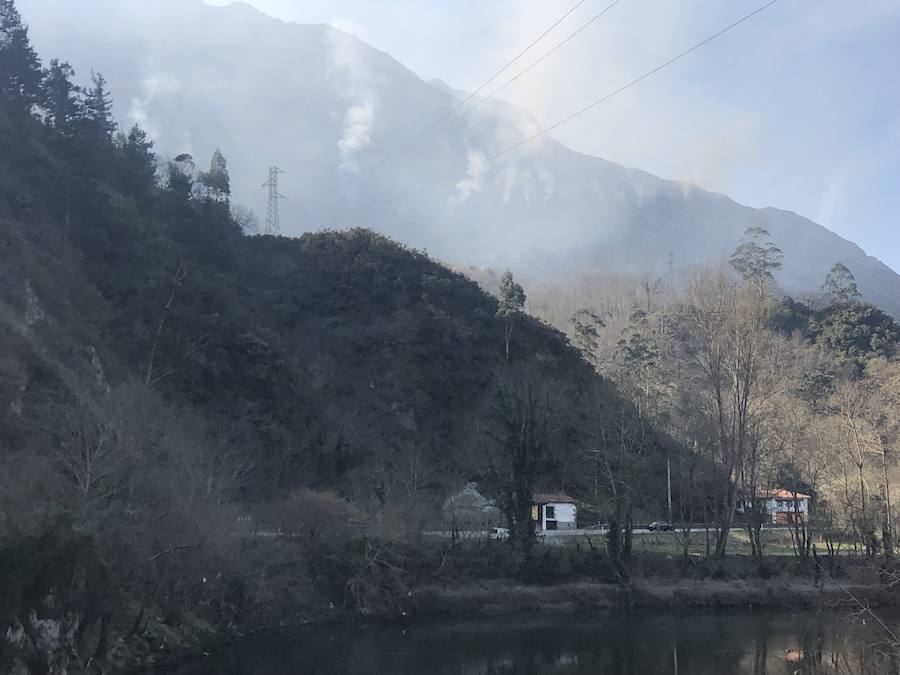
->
[7, 2, 900, 671]
[0, 4, 667, 669]
[0, 56, 632, 506]
[526, 224, 900, 560]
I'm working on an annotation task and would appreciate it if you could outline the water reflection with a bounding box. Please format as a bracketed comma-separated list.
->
[171, 611, 900, 675]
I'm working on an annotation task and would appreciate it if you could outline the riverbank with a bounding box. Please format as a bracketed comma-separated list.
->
[163, 607, 900, 675]
[411, 577, 897, 618]
[5, 533, 899, 673]
[145, 576, 899, 673]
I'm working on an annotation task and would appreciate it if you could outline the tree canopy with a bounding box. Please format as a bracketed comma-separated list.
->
[0, 0, 41, 115]
[822, 262, 860, 305]
[497, 270, 526, 362]
[197, 147, 230, 202]
[729, 226, 784, 296]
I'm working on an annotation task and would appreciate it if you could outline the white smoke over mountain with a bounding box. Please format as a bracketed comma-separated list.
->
[337, 101, 375, 172]
[454, 150, 489, 202]
[13, 0, 900, 316]
[326, 28, 379, 173]
[127, 70, 182, 142]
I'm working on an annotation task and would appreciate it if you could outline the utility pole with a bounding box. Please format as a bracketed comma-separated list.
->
[262, 166, 285, 236]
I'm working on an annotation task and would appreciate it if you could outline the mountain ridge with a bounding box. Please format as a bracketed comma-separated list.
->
[15, 0, 900, 314]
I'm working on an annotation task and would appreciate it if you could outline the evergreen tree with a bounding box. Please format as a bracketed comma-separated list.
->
[82, 71, 115, 142]
[729, 226, 784, 298]
[0, 0, 42, 116]
[165, 160, 193, 206]
[617, 321, 657, 368]
[822, 262, 860, 305]
[497, 270, 525, 363]
[118, 124, 157, 204]
[41, 58, 80, 135]
[570, 308, 604, 366]
[809, 302, 899, 372]
[197, 148, 230, 203]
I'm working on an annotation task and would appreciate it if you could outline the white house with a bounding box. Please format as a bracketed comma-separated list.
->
[762, 489, 811, 525]
[531, 493, 577, 531]
[738, 489, 811, 525]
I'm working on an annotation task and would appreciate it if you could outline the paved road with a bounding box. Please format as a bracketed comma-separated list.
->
[424, 526, 781, 540]
[587, 526, 772, 535]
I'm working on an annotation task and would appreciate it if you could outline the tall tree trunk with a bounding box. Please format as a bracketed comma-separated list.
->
[883, 446, 894, 560]
[704, 507, 711, 557]
[504, 319, 512, 363]
[715, 479, 736, 558]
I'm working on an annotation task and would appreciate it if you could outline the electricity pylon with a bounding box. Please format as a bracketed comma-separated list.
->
[262, 166, 285, 236]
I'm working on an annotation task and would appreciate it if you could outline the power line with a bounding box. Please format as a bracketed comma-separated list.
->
[437, 0, 624, 134]
[492, 0, 780, 162]
[316, 0, 780, 218]
[294, 0, 601, 203]
[377, 0, 596, 153]
[334, 0, 625, 192]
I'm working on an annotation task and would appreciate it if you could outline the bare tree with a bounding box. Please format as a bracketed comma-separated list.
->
[43, 382, 154, 510]
[680, 268, 779, 557]
[145, 266, 188, 387]
[830, 378, 880, 557]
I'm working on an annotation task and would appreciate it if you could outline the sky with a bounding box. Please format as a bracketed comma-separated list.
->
[204, 0, 900, 271]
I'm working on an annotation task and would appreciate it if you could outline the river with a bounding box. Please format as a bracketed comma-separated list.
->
[170, 610, 899, 674]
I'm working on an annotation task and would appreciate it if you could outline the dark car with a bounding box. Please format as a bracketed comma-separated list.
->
[648, 521, 675, 532]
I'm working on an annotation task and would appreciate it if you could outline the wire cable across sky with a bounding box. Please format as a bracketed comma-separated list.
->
[491, 0, 780, 162]
[435, 0, 624, 138]
[294, 0, 622, 203]
[317, 0, 781, 218]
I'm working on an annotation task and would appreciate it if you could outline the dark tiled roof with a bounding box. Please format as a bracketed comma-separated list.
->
[533, 493, 575, 504]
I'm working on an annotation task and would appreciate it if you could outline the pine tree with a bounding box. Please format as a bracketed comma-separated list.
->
[197, 148, 230, 203]
[82, 71, 115, 142]
[165, 160, 193, 205]
[570, 308, 604, 366]
[0, 0, 42, 115]
[118, 124, 157, 204]
[41, 58, 80, 135]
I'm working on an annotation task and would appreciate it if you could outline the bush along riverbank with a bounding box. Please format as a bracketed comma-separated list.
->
[3, 529, 900, 673]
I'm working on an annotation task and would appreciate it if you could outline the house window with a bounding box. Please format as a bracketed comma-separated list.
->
[546, 520, 558, 530]
[545, 505, 556, 519]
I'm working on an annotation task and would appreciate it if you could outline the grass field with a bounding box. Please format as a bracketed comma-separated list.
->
[557, 528, 840, 557]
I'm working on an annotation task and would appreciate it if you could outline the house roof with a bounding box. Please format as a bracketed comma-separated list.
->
[533, 493, 576, 504]
[761, 489, 812, 501]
